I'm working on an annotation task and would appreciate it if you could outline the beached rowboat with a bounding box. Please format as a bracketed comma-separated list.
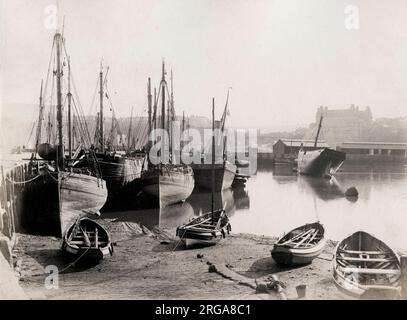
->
[62, 217, 113, 263]
[271, 222, 326, 265]
[176, 208, 231, 248]
[332, 231, 401, 299]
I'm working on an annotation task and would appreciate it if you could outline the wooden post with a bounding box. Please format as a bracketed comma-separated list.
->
[401, 256, 407, 299]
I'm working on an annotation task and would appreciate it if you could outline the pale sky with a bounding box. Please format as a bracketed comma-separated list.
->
[1, 0, 407, 128]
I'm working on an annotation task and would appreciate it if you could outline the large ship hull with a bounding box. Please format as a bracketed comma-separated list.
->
[192, 161, 237, 191]
[141, 165, 194, 208]
[21, 169, 107, 237]
[75, 152, 145, 208]
[297, 148, 345, 177]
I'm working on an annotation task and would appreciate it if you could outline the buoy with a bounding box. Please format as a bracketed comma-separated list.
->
[345, 186, 358, 197]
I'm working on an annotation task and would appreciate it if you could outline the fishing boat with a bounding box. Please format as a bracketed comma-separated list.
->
[140, 62, 194, 208]
[176, 98, 231, 248]
[62, 217, 113, 263]
[191, 89, 236, 191]
[271, 222, 326, 265]
[73, 66, 145, 208]
[333, 231, 401, 299]
[297, 116, 346, 177]
[21, 32, 107, 237]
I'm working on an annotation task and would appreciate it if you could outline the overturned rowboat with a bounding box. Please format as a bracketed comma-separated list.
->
[176, 208, 231, 248]
[62, 217, 113, 263]
[333, 231, 401, 299]
[271, 222, 326, 266]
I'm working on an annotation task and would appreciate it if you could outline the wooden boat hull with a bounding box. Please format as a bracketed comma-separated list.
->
[271, 222, 326, 266]
[141, 165, 194, 208]
[62, 217, 113, 263]
[74, 152, 144, 207]
[192, 161, 236, 191]
[22, 169, 107, 237]
[297, 148, 345, 177]
[272, 238, 327, 265]
[176, 210, 231, 248]
[332, 231, 401, 299]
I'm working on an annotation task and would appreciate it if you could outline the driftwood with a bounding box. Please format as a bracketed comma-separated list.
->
[207, 261, 288, 300]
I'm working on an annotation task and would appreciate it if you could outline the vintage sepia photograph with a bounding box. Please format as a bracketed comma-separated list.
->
[1, 0, 407, 306]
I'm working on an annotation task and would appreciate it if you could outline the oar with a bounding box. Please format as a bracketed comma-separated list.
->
[215, 202, 228, 230]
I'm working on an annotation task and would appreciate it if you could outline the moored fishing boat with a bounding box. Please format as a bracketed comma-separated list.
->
[191, 90, 236, 191]
[62, 217, 113, 263]
[74, 66, 145, 208]
[333, 231, 401, 299]
[140, 62, 194, 208]
[297, 116, 346, 177]
[21, 31, 107, 237]
[271, 222, 326, 265]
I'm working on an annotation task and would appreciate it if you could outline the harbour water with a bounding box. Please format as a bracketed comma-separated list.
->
[103, 162, 407, 251]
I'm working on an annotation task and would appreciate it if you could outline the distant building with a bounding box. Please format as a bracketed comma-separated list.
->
[309, 105, 373, 148]
[273, 139, 329, 160]
[337, 141, 407, 163]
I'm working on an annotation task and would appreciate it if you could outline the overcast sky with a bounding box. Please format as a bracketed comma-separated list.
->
[1, 0, 407, 128]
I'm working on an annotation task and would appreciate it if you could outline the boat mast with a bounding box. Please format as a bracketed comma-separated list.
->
[67, 56, 72, 158]
[211, 98, 215, 220]
[147, 78, 152, 135]
[161, 61, 166, 131]
[99, 63, 104, 152]
[127, 105, 134, 152]
[55, 32, 64, 171]
[34, 80, 44, 155]
[314, 115, 323, 148]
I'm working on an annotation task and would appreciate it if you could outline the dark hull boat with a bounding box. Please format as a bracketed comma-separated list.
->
[22, 166, 108, 237]
[176, 209, 231, 248]
[141, 165, 194, 208]
[75, 151, 145, 207]
[62, 217, 113, 263]
[297, 148, 345, 177]
[192, 161, 236, 191]
[271, 222, 326, 266]
[333, 231, 401, 299]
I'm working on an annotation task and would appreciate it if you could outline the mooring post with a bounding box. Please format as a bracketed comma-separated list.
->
[401, 256, 407, 299]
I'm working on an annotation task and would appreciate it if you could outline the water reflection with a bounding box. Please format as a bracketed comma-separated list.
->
[298, 176, 345, 201]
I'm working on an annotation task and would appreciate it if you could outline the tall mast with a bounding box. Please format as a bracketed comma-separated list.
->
[67, 56, 72, 158]
[147, 77, 152, 135]
[161, 60, 166, 131]
[153, 87, 157, 131]
[35, 80, 44, 155]
[99, 63, 104, 152]
[55, 32, 64, 170]
[314, 115, 323, 148]
[211, 98, 215, 219]
[181, 111, 185, 160]
[127, 105, 134, 152]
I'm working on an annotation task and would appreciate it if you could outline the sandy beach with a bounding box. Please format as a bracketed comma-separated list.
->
[13, 218, 344, 300]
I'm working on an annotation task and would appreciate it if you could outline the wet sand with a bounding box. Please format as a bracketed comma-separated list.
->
[14, 218, 344, 300]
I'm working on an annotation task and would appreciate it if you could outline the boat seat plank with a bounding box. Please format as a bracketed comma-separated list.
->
[338, 249, 391, 255]
[337, 256, 397, 263]
[341, 267, 400, 275]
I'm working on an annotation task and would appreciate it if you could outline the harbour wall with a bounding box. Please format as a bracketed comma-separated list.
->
[0, 164, 29, 299]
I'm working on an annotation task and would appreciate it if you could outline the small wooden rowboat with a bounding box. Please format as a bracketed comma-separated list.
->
[176, 208, 231, 248]
[271, 222, 326, 265]
[333, 231, 401, 299]
[62, 217, 113, 263]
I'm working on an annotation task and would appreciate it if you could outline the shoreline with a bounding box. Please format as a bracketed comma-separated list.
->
[13, 218, 345, 300]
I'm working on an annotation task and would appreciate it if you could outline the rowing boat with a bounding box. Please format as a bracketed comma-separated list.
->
[176, 208, 231, 248]
[333, 231, 401, 299]
[271, 222, 326, 265]
[62, 217, 113, 263]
